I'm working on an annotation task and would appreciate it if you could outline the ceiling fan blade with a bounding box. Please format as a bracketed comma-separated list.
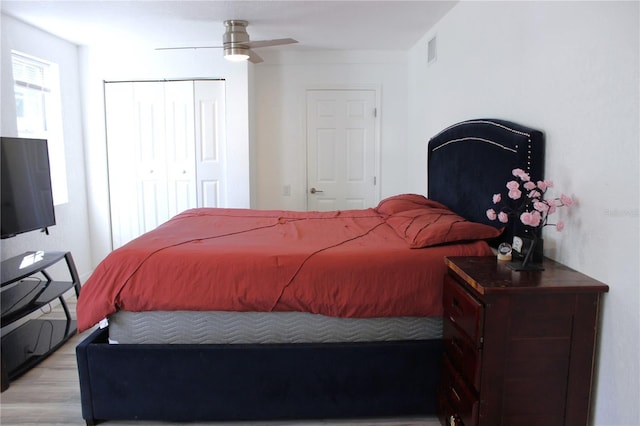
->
[155, 46, 223, 51]
[248, 50, 264, 64]
[247, 38, 298, 49]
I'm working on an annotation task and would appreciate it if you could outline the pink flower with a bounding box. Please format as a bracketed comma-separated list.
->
[512, 168, 530, 181]
[508, 189, 522, 200]
[530, 211, 542, 227]
[533, 201, 549, 212]
[506, 180, 519, 190]
[560, 194, 573, 206]
[520, 211, 533, 226]
[512, 168, 525, 177]
[489, 173, 572, 233]
[527, 190, 541, 199]
[520, 211, 542, 227]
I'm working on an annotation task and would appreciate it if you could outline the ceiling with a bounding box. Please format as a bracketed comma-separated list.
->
[0, 1, 457, 52]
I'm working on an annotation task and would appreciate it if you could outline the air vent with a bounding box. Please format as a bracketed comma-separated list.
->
[428, 36, 437, 64]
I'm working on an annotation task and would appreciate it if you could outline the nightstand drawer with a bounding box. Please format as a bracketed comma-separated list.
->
[443, 317, 481, 391]
[443, 274, 483, 346]
[440, 357, 478, 426]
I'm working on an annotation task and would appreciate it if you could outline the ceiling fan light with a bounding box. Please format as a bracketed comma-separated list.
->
[224, 46, 250, 62]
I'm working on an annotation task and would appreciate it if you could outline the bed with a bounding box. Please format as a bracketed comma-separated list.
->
[76, 118, 544, 425]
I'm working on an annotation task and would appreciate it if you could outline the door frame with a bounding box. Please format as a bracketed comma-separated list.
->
[304, 84, 382, 210]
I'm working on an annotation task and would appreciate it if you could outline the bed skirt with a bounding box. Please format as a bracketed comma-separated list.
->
[76, 327, 442, 425]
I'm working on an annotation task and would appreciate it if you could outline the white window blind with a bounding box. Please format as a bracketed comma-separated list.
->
[11, 51, 68, 205]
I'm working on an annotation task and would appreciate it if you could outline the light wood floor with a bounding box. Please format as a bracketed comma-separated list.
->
[0, 295, 440, 426]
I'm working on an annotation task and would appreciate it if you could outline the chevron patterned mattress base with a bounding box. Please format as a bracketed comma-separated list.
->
[108, 310, 442, 344]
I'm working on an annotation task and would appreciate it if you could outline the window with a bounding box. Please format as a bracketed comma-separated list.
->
[11, 51, 68, 205]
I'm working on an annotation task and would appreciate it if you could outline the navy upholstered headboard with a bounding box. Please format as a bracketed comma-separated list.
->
[427, 119, 545, 245]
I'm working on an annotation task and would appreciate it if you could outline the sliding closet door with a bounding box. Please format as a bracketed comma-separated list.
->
[105, 81, 174, 248]
[165, 81, 197, 217]
[194, 80, 227, 207]
[134, 81, 171, 232]
[105, 81, 141, 249]
[105, 80, 226, 249]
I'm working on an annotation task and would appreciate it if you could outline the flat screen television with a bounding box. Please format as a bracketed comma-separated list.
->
[1, 137, 56, 239]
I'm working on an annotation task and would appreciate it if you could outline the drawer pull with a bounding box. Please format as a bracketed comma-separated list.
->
[450, 385, 461, 402]
[451, 296, 461, 311]
[451, 338, 463, 355]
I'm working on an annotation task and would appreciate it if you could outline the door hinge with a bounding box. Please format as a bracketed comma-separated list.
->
[374, 176, 377, 185]
[373, 108, 377, 117]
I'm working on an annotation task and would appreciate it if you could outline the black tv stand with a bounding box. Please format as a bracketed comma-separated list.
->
[1, 251, 81, 391]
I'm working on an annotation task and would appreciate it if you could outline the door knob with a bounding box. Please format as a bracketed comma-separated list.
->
[310, 187, 324, 194]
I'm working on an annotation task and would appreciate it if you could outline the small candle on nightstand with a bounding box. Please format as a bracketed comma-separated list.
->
[497, 242, 512, 261]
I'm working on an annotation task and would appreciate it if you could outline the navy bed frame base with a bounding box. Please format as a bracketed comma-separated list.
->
[77, 328, 441, 425]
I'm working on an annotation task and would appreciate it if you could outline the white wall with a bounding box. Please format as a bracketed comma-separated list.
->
[79, 46, 252, 264]
[3, 5, 638, 423]
[253, 50, 408, 210]
[407, 2, 639, 425]
[0, 14, 93, 280]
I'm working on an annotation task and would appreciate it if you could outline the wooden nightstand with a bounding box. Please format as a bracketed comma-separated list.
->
[438, 256, 608, 426]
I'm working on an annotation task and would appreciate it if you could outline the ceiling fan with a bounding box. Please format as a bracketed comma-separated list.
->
[156, 20, 298, 63]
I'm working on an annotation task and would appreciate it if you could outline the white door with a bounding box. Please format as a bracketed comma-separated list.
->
[306, 89, 378, 211]
[105, 80, 227, 249]
[134, 82, 170, 234]
[105, 82, 139, 248]
[194, 80, 227, 207]
[164, 81, 197, 218]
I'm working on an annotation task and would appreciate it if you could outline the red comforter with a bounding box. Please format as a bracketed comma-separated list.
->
[77, 201, 497, 332]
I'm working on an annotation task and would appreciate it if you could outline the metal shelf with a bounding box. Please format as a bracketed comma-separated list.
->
[1, 251, 81, 391]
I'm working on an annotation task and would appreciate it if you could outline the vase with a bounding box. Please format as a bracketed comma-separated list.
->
[509, 237, 545, 271]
